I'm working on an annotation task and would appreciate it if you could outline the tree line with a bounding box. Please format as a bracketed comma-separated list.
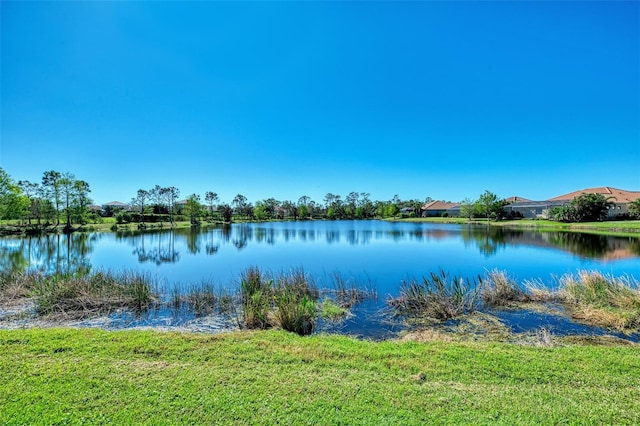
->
[2, 168, 638, 231]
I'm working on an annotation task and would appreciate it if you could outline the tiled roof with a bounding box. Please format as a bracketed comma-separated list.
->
[504, 196, 532, 203]
[549, 187, 640, 203]
[422, 201, 460, 210]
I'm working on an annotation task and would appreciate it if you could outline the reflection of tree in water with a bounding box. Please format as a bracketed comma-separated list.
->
[459, 227, 507, 257]
[185, 228, 201, 254]
[630, 238, 640, 256]
[254, 227, 275, 245]
[325, 230, 340, 244]
[131, 231, 180, 265]
[545, 232, 614, 258]
[233, 225, 252, 251]
[0, 233, 97, 275]
[346, 230, 373, 245]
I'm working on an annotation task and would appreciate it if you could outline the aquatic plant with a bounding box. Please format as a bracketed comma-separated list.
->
[240, 266, 272, 329]
[388, 270, 479, 321]
[272, 269, 318, 335]
[30, 270, 157, 317]
[480, 269, 529, 307]
[558, 271, 640, 330]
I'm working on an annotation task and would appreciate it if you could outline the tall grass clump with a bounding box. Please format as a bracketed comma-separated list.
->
[323, 272, 377, 308]
[272, 269, 318, 336]
[0, 270, 39, 303]
[388, 270, 479, 321]
[186, 281, 217, 317]
[558, 271, 640, 330]
[480, 269, 529, 308]
[30, 270, 156, 317]
[240, 266, 272, 329]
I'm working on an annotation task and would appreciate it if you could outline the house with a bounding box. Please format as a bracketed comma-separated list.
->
[503, 196, 532, 204]
[504, 200, 568, 219]
[101, 201, 131, 217]
[422, 201, 460, 217]
[549, 187, 640, 218]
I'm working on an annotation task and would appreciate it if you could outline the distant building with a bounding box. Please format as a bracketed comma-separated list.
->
[548, 187, 640, 218]
[504, 200, 568, 219]
[422, 201, 460, 217]
[101, 201, 130, 216]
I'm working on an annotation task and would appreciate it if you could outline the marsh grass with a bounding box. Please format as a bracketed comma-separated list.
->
[388, 270, 480, 321]
[185, 282, 218, 317]
[480, 269, 529, 307]
[29, 270, 157, 318]
[0, 270, 37, 303]
[319, 298, 350, 321]
[321, 272, 377, 308]
[558, 271, 640, 330]
[240, 266, 272, 329]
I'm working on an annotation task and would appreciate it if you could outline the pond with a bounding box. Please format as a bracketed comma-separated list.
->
[2, 220, 640, 339]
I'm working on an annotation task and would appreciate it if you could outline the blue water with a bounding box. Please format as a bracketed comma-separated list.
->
[2, 221, 639, 339]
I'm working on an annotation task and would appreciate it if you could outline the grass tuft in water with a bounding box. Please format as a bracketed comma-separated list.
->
[272, 269, 318, 335]
[558, 271, 640, 330]
[29, 270, 157, 318]
[240, 266, 272, 329]
[480, 269, 529, 307]
[388, 270, 479, 321]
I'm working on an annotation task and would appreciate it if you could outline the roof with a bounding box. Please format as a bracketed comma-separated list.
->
[102, 201, 128, 207]
[504, 196, 532, 203]
[549, 187, 640, 203]
[422, 201, 460, 210]
[508, 200, 568, 208]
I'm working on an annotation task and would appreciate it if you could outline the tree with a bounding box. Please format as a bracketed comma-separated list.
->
[132, 189, 149, 225]
[253, 201, 268, 221]
[18, 180, 41, 225]
[59, 172, 76, 231]
[459, 197, 476, 220]
[185, 194, 202, 225]
[0, 168, 28, 220]
[629, 199, 640, 219]
[204, 191, 219, 219]
[149, 185, 167, 214]
[72, 180, 92, 224]
[219, 204, 233, 222]
[42, 170, 62, 225]
[476, 190, 505, 223]
[572, 193, 613, 222]
[298, 196, 311, 219]
[232, 194, 249, 219]
[163, 187, 180, 226]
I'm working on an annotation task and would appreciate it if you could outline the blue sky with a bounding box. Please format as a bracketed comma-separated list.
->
[2, 1, 638, 205]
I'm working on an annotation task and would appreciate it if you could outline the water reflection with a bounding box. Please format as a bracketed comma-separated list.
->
[0, 233, 98, 275]
[117, 230, 180, 265]
[1, 222, 639, 279]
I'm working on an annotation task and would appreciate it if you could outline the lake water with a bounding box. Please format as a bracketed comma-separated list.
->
[2, 220, 640, 338]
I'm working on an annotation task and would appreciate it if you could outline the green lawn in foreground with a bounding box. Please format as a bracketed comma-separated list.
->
[1, 328, 638, 425]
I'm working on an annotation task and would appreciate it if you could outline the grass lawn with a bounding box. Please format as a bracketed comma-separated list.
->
[401, 217, 640, 235]
[1, 328, 639, 425]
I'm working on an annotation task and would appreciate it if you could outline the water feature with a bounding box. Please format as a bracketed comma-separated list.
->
[2, 220, 639, 339]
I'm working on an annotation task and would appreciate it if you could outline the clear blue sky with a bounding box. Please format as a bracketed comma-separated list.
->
[2, 1, 639, 205]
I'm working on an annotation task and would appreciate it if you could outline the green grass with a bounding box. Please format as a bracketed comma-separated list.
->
[0, 328, 638, 425]
[400, 217, 640, 235]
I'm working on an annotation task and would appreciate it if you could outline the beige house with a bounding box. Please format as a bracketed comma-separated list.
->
[421, 201, 460, 217]
[549, 187, 640, 218]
